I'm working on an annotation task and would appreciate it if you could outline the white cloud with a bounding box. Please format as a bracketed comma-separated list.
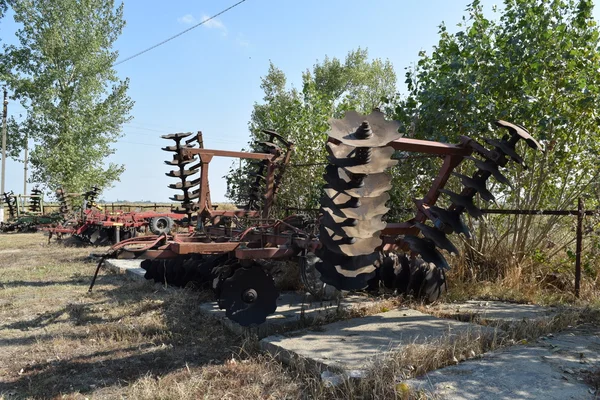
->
[177, 14, 197, 24]
[235, 33, 250, 48]
[200, 14, 227, 36]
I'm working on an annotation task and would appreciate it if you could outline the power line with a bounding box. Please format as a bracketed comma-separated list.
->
[114, 0, 248, 66]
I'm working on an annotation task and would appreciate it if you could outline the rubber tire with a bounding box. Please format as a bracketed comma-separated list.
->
[149, 216, 174, 235]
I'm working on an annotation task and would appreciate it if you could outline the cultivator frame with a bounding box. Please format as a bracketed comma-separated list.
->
[95, 110, 543, 327]
[0, 186, 62, 232]
[46, 186, 188, 246]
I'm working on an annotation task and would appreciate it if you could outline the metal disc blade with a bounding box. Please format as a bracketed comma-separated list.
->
[165, 169, 199, 178]
[327, 155, 397, 174]
[170, 191, 200, 201]
[452, 172, 495, 202]
[315, 261, 376, 290]
[428, 205, 471, 238]
[164, 158, 195, 166]
[465, 156, 512, 186]
[495, 120, 543, 151]
[319, 225, 382, 256]
[320, 211, 386, 238]
[326, 142, 397, 174]
[168, 179, 201, 190]
[316, 250, 381, 271]
[217, 265, 279, 326]
[320, 192, 390, 219]
[162, 144, 193, 152]
[314, 250, 379, 290]
[439, 189, 484, 219]
[484, 138, 525, 167]
[414, 222, 459, 255]
[161, 132, 192, 140]
[323, 166, 392, 197]
[402, 236, 450, 270]
[328, 110, 402, 147]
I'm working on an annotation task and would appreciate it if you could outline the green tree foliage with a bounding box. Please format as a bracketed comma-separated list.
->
[227, 48, 396, 212]
[3, 0, 133, 193]
[391, 0, 600, 262]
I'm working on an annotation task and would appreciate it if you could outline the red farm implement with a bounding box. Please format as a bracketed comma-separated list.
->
[91, 110, 543, 327]
[46, 186, 187, 245]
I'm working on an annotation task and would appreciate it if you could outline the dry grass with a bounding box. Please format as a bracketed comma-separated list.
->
[1, 232, 598, 400]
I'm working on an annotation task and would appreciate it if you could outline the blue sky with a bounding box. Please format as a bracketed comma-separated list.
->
[2, 0, 599, 203]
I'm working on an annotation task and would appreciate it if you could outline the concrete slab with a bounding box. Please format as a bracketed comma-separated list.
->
[430, 300, 557, 323]
[406, 323, 600, 399]
[103, 259, 145, 280]
[200, 293, 373, 339]
[260, 308, 499, 373]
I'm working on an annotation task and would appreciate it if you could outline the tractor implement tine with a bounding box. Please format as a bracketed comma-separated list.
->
[439, 189, 484, 219]
[414, 222, 459, 255]
[318, 225, 383, 256]
[465, 156, 512, 187]
[320, 211, 386, 238]
[452, 172, 495, 202]
[495, 120, 544, 151]
[429, 205, 472, 238]
[484, 138, 526, 168]
[402, 235, 451, 270]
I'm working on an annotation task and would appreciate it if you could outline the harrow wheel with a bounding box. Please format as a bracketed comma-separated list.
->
[217, 264, 279, 326]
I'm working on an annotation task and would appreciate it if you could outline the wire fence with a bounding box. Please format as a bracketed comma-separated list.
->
[288, 198, 593, 298]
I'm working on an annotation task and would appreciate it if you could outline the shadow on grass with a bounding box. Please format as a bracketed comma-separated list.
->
[0, 271, 239, 399]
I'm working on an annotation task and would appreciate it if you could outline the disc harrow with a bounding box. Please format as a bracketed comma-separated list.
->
[317, 111, 543, 301]
[95, 111, 543, 327]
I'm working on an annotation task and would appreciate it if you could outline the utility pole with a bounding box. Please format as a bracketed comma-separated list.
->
[23, 133, 28, 196]
[1, 88, 7, 222]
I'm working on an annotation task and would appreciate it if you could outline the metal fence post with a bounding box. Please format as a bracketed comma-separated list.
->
[575, 197, 584, 298]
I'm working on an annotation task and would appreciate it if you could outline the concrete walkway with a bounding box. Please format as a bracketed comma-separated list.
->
[406, 324, 600, 399]
[104, 259, 145, 280]
[430, 300, 558, 323]
[261, 308, 498, 373]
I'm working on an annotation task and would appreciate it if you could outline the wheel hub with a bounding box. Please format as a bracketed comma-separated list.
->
[242, 288, 258, 303]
